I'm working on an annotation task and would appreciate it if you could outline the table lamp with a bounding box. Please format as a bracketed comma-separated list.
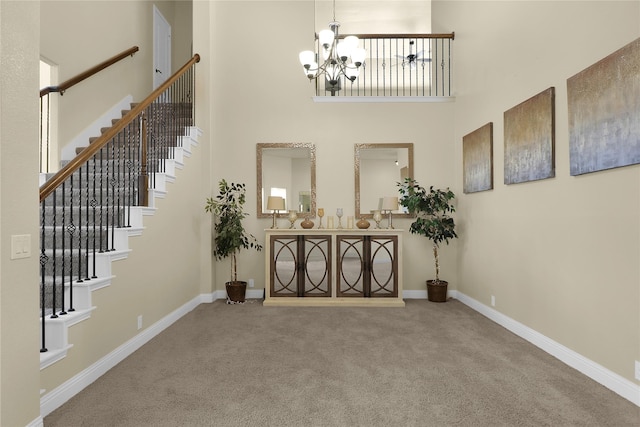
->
[267, 196, 285, 229]
[381, 196, 399, 229]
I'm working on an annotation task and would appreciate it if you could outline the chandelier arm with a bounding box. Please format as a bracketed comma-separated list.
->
[300, 0, 365, 88]
[307, 59, 358, 82]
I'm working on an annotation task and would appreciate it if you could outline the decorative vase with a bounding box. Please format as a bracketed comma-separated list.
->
[356, 218, 370, 229]
[301, 217, 314, 229]
[426, 280, 448, 302]
[226, 281, 247, 303]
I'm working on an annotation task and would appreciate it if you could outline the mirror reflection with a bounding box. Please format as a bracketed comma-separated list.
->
[355, 143, 414, 218]
[257, 143, 316, 218]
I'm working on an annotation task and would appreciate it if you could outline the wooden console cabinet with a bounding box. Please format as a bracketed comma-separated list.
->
[264, 229, 404, 307]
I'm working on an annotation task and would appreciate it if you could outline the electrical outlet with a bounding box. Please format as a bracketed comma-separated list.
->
[248, 279, 254, 288]
[491, 295, 496, 307]
[137, 315, 143, 330]
[635, 361, 640, 381]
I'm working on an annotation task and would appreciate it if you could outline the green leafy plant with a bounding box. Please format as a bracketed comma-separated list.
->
[397, 178, 457, 283]
[205, 179, 262, 283]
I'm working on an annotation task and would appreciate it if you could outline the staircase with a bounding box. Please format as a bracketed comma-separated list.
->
[39, 55, 200, 369]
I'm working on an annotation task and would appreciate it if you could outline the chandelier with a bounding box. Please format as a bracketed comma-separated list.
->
[298, 0, 366, 94]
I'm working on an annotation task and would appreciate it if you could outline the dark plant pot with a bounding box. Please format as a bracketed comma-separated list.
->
[225, 281, 247, 303]
[426, 280, 448, 302]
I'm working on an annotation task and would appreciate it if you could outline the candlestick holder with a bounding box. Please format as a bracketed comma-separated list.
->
[288, 210, 298, 229]
[372, 210, 382, 229]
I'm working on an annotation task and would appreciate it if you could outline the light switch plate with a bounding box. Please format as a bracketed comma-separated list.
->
[635, 361, 640, 381]
[11, 234, 31, 260]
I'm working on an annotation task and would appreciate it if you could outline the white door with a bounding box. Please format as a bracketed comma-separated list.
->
[153, 5, 171, 90]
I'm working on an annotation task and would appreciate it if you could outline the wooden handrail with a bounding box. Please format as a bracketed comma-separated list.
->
[39, 46, 139, 97]
[39, 53, 201, 202]
[350, 32, 454, 40]
[320, 32, 455, 40]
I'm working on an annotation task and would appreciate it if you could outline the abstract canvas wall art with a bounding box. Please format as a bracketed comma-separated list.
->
[463, 122, 493, 193]
[504, 87, 555, 185]
[567, 37, 640, 176]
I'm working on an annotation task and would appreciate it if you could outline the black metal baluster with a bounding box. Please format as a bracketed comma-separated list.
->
[150, 102, 156, 190]
[419, 38, 424, 96]
[98, 148, 105, 253]
[146, 105, 152, 195]
[109, 137, 116, 251]
[375, 38, 379, 96]
[84, 161, 91, 281]
[50, 191, 58, 319]
[396, 39, 400, 97]
[116, 128, 122, 229]
[381, 38, 386, 96]
[77, 166, 84, 284]
[68, 174, 76, 312]
[161, 90, 168, 175]
[104, 143, 111, 252]
[447, 38, 451, 96]
[90, 157, 97, 278]
[59, 183, 67, 316]
[125, 122, 133, 227]
[136, 115, 143, 207]
[433, 37, 439, 96]
[40, 199, 48, 353]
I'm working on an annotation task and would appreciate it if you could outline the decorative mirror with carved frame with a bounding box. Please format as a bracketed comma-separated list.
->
[355, 143, 414, 219]
[257, 143, 316, 218]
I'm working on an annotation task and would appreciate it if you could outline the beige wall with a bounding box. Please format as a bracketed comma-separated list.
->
[1, 1, 42, 426]
[40, 0, 193, 160]
[193, 0, 214, 296]
[208, 0, 456, 292]
[433, 0, 640, 383]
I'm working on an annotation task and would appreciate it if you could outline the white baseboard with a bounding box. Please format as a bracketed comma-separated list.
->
[403, 289, 429, 299]
[40, 294, 205, 417]
[208, 289, 264, 301]
[26, 416, 44, 427]
[454, 291, 640, 407]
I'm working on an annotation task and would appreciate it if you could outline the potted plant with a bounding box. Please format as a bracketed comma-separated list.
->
[397, 178, 457, 302]
[205, 179, 263, 303]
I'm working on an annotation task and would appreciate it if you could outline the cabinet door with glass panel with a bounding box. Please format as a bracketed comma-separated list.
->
[337, 235, 398, 298]
[269, 235, 331, 297]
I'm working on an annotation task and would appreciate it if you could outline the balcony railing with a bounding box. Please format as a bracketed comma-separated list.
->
[313, 33, 454, 99]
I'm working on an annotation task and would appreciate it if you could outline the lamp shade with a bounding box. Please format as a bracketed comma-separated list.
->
[344, 36, 359, 49]
[299, 50, 315, 67]
[351, 47, 366, 66]
[336, 40, 352, 61]
[267, 196, 285, 211]
[318, 29, 335, 48]
[345, 66, 359, 81]
[381, 196, 399, 211]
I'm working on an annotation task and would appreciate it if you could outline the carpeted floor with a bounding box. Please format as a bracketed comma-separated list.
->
[44, 299, 639, 426]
